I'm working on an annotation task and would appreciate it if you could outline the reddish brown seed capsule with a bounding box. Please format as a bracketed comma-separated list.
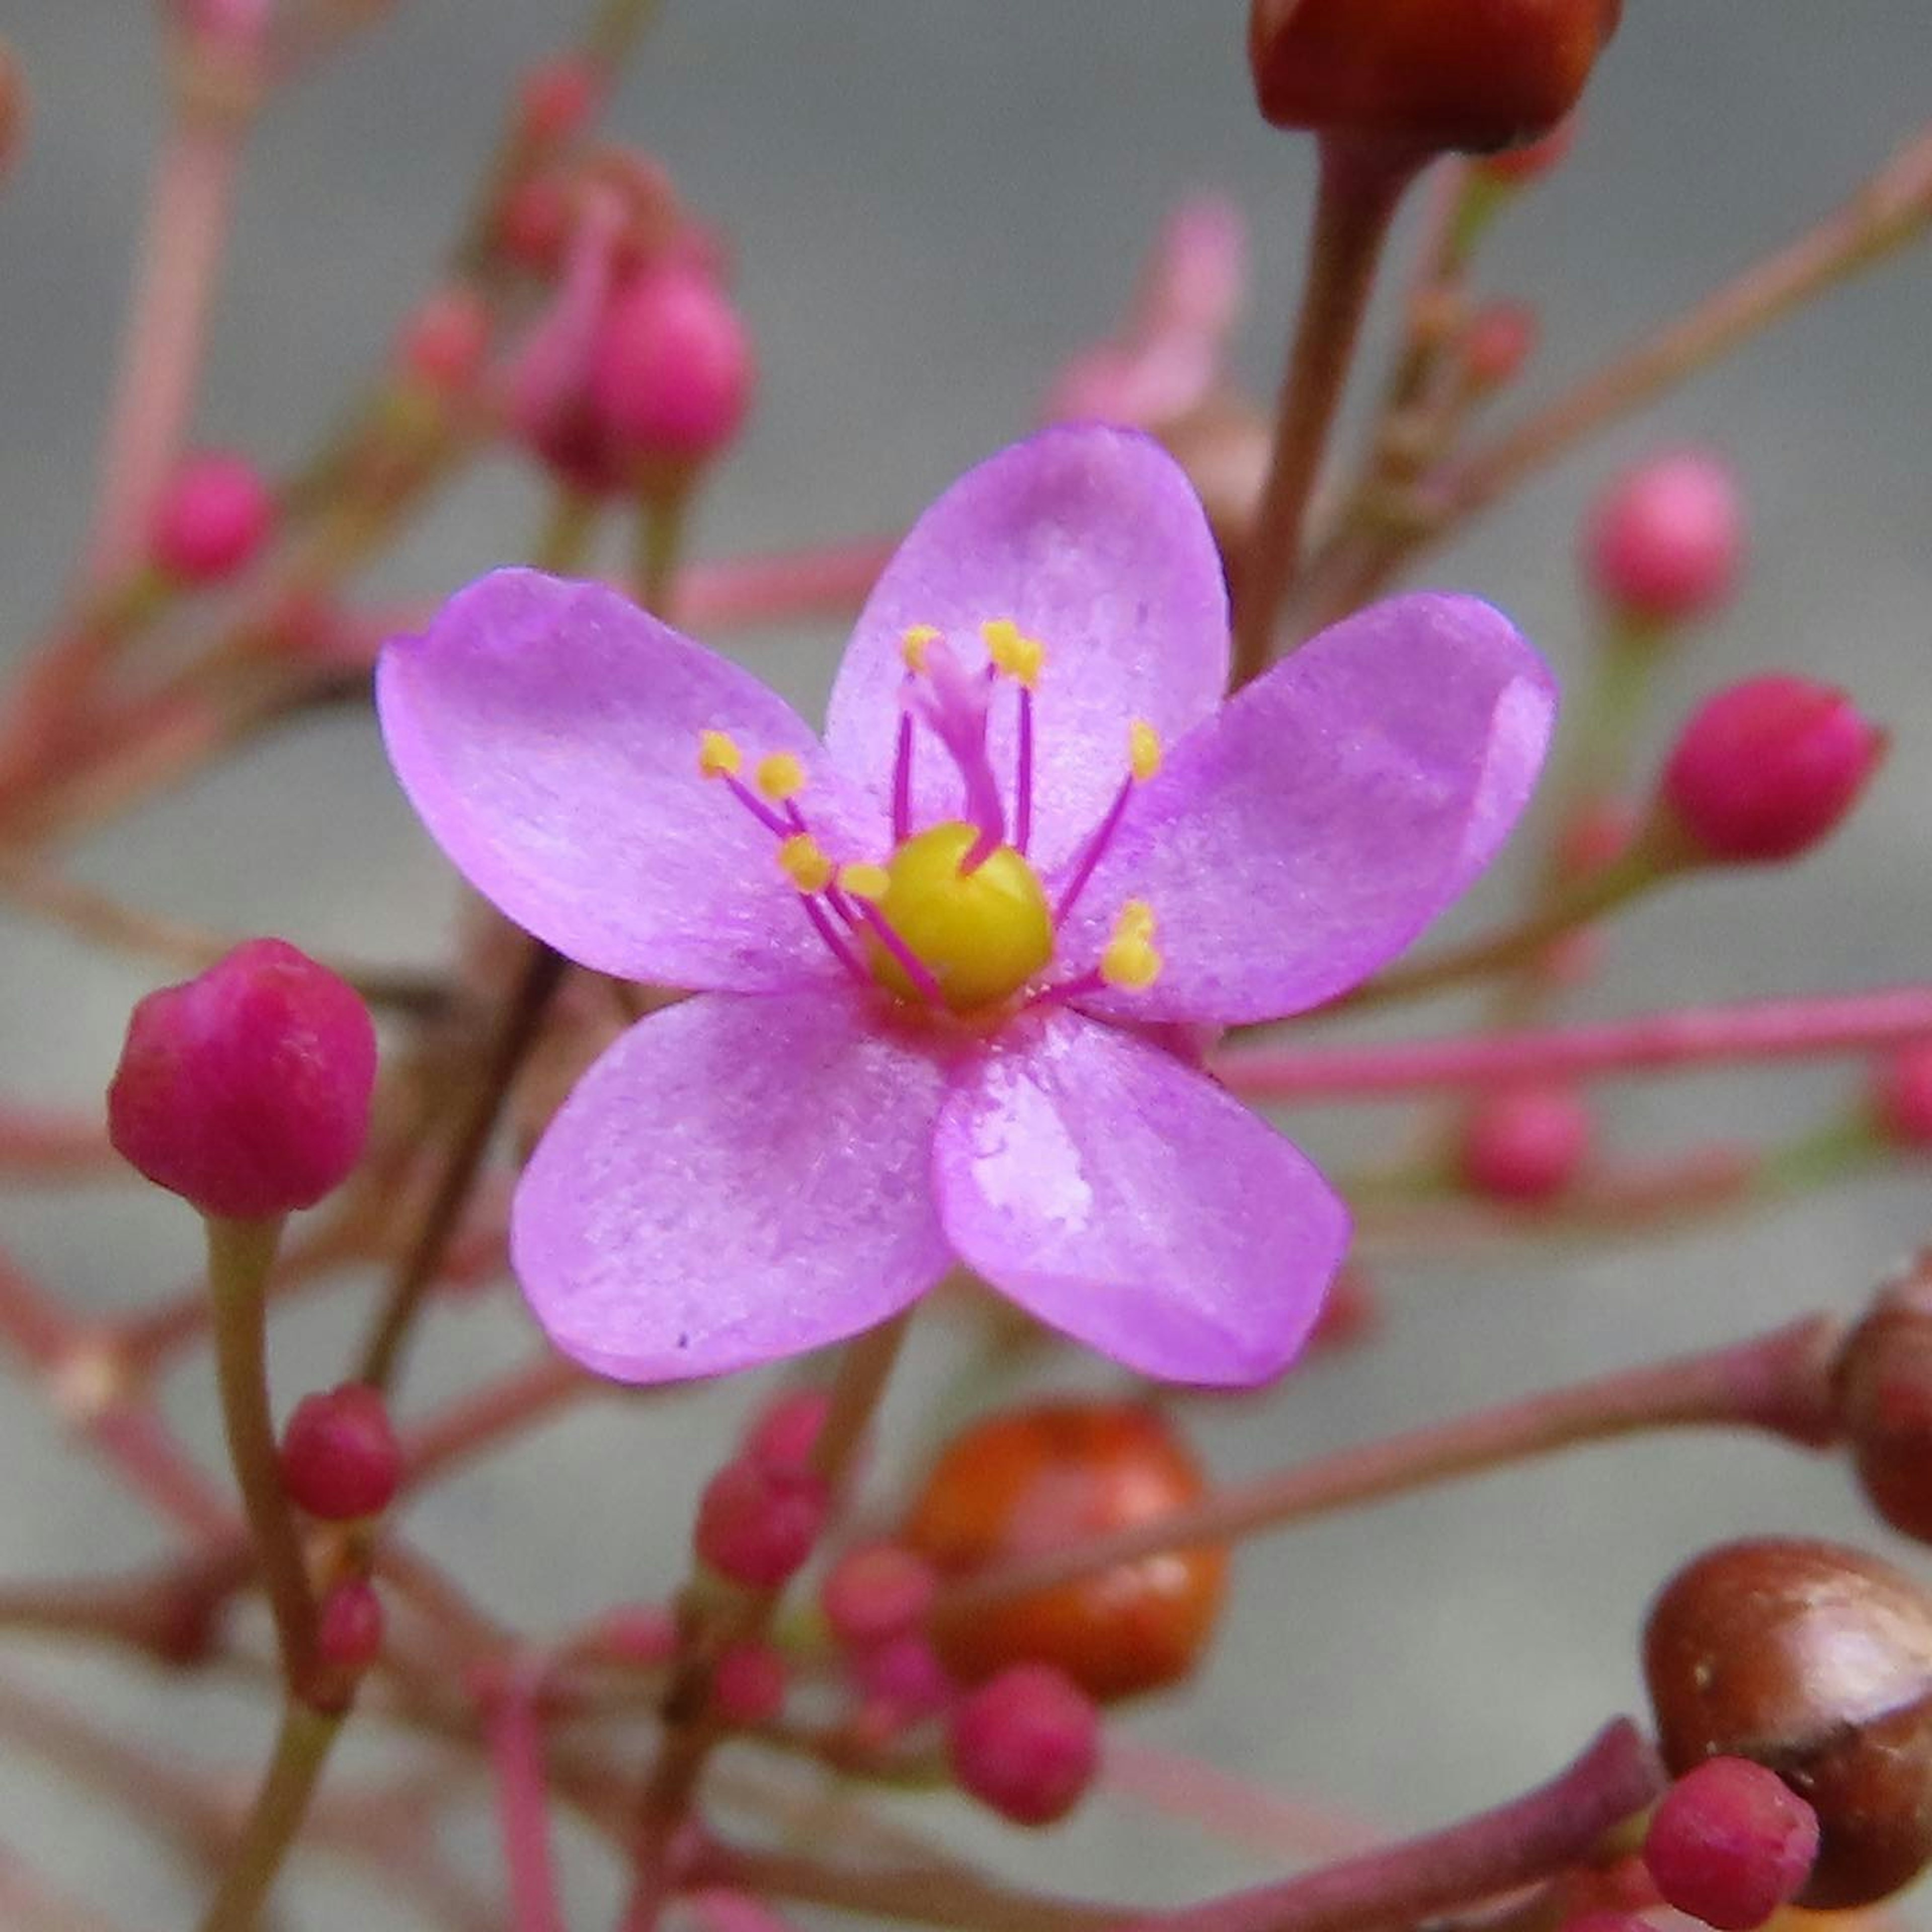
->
[1834, 1256, 1932, 1545]
[1643, 1538, 1932, 1908]
[1247, 0, 1623, 156]
[903, 1401, 1227, 1703]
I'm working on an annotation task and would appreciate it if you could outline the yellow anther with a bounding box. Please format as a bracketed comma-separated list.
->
[1115, 899, 1156, 941]
[755, 752, 807, 802]
[1101, 901, 1162, 991]
[777, 834, 836, 895]
[838, 861, 891, 903]
[1129, 719, 1163, 783]
[982, 617, 1045, 690]
[697, 730, 743, 779]
[901, 624, 941, 673]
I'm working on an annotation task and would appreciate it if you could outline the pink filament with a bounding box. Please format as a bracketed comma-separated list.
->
[1014, 685, 1035, 855]
[1055, 772, 1134, 924]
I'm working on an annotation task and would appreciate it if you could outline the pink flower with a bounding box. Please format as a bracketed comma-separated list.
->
[378, 426, 1555, 1387]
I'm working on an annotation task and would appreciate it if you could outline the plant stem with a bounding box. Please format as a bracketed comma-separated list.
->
[196, 1703, 342, 1932]
[1230, 137, 1421, 688]
[1131, 1722, 1663, 1932]
[488, 1660, 567, 1932]
[932, 1317, 1838, 1620]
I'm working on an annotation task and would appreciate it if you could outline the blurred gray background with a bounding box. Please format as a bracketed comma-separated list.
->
[2, 3, 1931, 1925]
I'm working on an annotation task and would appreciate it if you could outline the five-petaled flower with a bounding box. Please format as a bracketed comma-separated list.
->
[378, 426, 1555, 1388]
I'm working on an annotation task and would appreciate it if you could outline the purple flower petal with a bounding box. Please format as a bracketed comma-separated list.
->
[1065, 592, 1557, 1025]
[511, 989, 954, 1383]
[934, 1011, 1349, 1386]
[378, 570, 881, 991]
[825, 425, 1228, 873]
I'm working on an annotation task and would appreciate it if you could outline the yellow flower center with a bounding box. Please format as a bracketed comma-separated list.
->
[864, 821, 1054, 1014]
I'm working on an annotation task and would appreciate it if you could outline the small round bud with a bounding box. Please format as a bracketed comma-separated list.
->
[279, 1383, 402, 1521]
[851, 1634, 954, 1723]
[694, 1457, 829, 1590]
[316, 1579, 384, 1675]
[1871, 1044, 1932, 1151]
[516, 57, 602, 148]
[742, 1387, 831, 1472]
[591, 263, 755, 477]
[395, 287, 492, 397]
[148, 452, 276, 584]
[1584, 450, 1745, 626]
[905, 1402, 1227, 1702]
[947, 1664, 1099, 1827]
[1247, 0, 1622, 154]
[1643, 1758, 1819, 1929]
[0, 37, 28, 188]
[1660, 677, 1885, 865]
[1458, 1084, 1592, 1202]
[713, 1640, 787, 1727]
[108, 939, 377, 1220]
[1461, 301, 1540, 393]
[1644, 1537, 1932, 1907]
[1833, 1257, 1932, 1543]
[821, 1543, 938, 1650]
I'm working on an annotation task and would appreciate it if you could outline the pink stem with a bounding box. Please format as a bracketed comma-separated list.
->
[1014, 685, 1034, 855]
[0, 1105, 119, 1182]
[488, 1662, 567, 1932]
[1054, 775, 1133, 924]
[1215, 984, 1932, 1101]
[891, 711, 914, 843]
[689, 1891, 811, 1932]
[675, 537, 896, 632]
[1132, 1722, 1663, 1932]
[1104, 1738, 1382, 1861]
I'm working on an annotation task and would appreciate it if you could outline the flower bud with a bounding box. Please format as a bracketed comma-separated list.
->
[904, 1402, 1227, 1702]
[1461, 300, 1540, 393]
[742, 1386, 831, 1473]
[108, 939, 377, 1221]
[947, 1663, 1099, 1827]
[851, 1633, 954, 1723]
[394, 287, 492, 398]
[1247, 0, 1622, 155]
[148, 451, 276, 585]
[1584, 450, 1745, 626]
[1871, 1044, 1932, 1151]
[279, 1383, 402, 1521]
[1833, 1256, 1932, 1543]
[591, 262, 755, 482]
[316, 1579, 384, 1675]
[694, 1456, 829, 1590]
[516, 56, 602, 149]
[1643, 1538, 1932, 1907]
[713, 1640, 787, 1727]
[1643, 1757, 1819, 1929]
[1458, 1084, 1593, 1202]
[1660, 677, 1885, 865]
[0, 37, 28, 188]
[821, 1543, 938, 1650]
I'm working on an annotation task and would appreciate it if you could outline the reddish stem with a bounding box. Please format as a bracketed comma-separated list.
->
[488, 1661, 567, 1932]
[0, 1104, 118, 1183]
[675, 537, 896, 632]
[1215, 984, 1932, 1101]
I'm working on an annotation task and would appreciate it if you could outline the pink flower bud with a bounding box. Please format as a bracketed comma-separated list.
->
[1583, 449, 1745, 625]
[395, 287, 492, 397]
[1462, 300, 1539, 392]
[107, 939, 377, 1220]
[591, 263, 755, 475]
[1458, 1084, 1592, 1202]
[947, 1663, 1100, 1827]
[516, 56, 602, 148]
[316, 1579, 384, 1675]
[713, 1640, 787, 1726]
[821, 1543, 938, 1650]
[693, 1456, 829, 1590]
[1661, 676, 1885, 864]
[1873, 1042, 1932, 1150]
[279, 1383, 401, 1520]
[1643, 1757, 1819, 1930]
[148, 452, 276, 585]
[852, 1633, 955, 1722]
[742, 1387, 830, 1472]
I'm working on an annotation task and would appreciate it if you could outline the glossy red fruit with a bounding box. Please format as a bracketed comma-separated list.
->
[904, 1402, 1227, 1702]
[1833, 1257, 1932, 1545]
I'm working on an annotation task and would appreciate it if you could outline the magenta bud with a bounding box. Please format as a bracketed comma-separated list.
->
[820, 1543, 938, 1650]
[947, 1662, 1100, 1828]
[852, 1633, 955, 1722]
[279, 1383, 402, 1521]
[148, 451, 276, 585]
[1661, 676, 1885, 864]
[1583, 449, 1745, 626]
[316, 1579, 384, 1676]
[1458, 1084, 1593, 1202]
[693, 1456, 829, 1590]
[741, 1387, 831, 1472]
[108, 939, 377, 1220]
[713, 1640, 787, 1727]
[591, 263, 755, 474]
[1643, 1757, 1819, 1930]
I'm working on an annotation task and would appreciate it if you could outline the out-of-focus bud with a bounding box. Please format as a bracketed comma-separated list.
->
[1659, 677, 1885, 865]
[1247, 0, 1622, 155]
[515, 55, 602, 149]
[947, 1663, 1100, 1827]
[1643, 1757, 1819, 1930]
[148, 451, 277, 585]
[591, 261, 755, 491]
[0, 37, 28, 189]
[1462, 300, 1540, 394]
[693, 1456, 829, 1590]
[741, 1386, 831, 1473]
[316, 1579, 384, 1676]
[279, 1383, 402, 1521]
[904, 1402, 1228, 1702]
[497, 175, 573, 278]
[1458, 1084, 1593, 1202]
[821, 1543, 938, 1650]
[1643, 1537, 1932, 1907]
[1871, 1044, 1932, 1152]
[394, 287, 493, 399]
[1584, 450, 1746, 627]
[108, 939, 378, 1221]
[1833, 1255, 1932, 1543]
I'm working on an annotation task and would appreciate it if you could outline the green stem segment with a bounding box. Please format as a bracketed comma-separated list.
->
[197, 1703, 342, 1932]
